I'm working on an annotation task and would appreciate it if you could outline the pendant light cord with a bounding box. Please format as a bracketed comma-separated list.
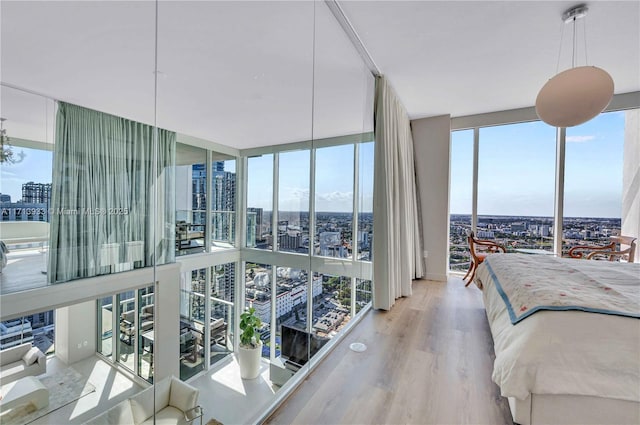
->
[555, 21, 566, 74]
[572, 16, 577, 68]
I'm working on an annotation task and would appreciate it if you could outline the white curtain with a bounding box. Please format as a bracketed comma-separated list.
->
[372, 76, 424, 310]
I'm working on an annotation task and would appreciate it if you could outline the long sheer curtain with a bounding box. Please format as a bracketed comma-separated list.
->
[48, 102, 175, 283]
[372, 76, 424, 310]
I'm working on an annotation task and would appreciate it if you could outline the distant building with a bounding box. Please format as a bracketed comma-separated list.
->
[247, 207, 263, 242]
[0, 193, 11, 203]
[212, 161, 236, 242]
[22, 182, 51, 205]
[192, 164, 207, 225]
[477, 230, 495, 239]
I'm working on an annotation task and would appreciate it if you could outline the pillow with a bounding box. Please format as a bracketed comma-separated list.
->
[169, 377, 199, 412]
[22, 347, 41, 366]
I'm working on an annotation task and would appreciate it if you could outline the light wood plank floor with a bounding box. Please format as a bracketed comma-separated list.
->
[266, 277, 513, 425]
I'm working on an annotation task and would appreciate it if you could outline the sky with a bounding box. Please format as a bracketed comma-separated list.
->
[1, 110, 626, 219]
[450, 110, 626, 218]
[247, 141, 374, 213]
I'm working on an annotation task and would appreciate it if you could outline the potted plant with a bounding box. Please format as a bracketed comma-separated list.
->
[238, 306, 263, 379]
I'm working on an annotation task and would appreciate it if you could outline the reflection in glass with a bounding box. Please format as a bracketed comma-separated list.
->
[355, 278, 372, 314]
[117, 291, 135, 372]
[97, 297, 113, 359]
[274, 267, 308, 362]
[449, 130, 473, 271]
[138, 285, 154, 383]
[244, 263, 272, 358]
[176, 143, 207, 257]
[211, 160, 236, 249]
[278, 150, 310, 254]
[180, 269, 206, 380]
[210, 263, 235, 366]
[247, 155, 273, 250]
[315, 145, 354, 258]
[309, 273, 349, 360]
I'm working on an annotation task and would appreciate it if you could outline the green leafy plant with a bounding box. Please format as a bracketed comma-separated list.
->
[239, 307, 262, 348]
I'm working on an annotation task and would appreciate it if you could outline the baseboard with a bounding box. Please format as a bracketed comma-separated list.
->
[424, 272, 447, 282]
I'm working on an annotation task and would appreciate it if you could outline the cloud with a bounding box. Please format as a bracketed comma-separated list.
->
[566, 135, 595, 143]
[317, 191, 353, 202]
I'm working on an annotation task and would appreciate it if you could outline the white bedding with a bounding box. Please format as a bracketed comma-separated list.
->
[477, 255, 640, 403]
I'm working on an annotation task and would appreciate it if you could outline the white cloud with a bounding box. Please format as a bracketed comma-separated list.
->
[317, 191, 353, 202]
[566, 135, 595, 143]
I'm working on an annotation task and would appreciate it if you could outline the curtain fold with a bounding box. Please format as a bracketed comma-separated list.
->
[48, 102, 175, 283]
[372, 76, 424, 310]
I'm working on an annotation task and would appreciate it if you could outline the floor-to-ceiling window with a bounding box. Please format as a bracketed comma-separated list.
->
[315, 145, 354, 259]
[449, 129, 474, 271]
[477, 121, 555, 252]
[563, 111, 625, 254]
[449, 107, 639, 270]
[278, 150, 310, 254]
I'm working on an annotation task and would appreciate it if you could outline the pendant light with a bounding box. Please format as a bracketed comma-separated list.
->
[535, 4, 614, 128]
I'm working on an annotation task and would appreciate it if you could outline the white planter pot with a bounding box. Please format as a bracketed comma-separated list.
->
[238, 342, 262, 380]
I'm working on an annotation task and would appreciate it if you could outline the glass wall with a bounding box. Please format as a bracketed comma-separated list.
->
[138, 285, 155, 383]
[449, 108, 639, 268]
[478, 121, 556, 252]
[315, 145, 354, 259]
[210, 263, 235, 366]
[244, 263, 272, 359]
[357, 142, 374, 261]
[116, 290, 136, 373]
[97, 297, 113, 359]
[449, 130, 473, 271]
[0, 310, 55, 354]
[175, 143, 207, 257]
[180, 269, 207, 380]
[247, 155, 274, 250]
[278, 150, 310, 254]
[211, 158, 237, 249]
[563, 111, 625, 254]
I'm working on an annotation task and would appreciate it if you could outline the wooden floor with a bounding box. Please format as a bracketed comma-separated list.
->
[266, 277, 513, 425]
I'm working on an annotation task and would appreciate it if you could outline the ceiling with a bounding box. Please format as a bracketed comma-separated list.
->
[1, 1, 638, 150]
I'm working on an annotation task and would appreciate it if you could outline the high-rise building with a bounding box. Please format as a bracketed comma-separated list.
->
[212, 161, 236, 243]
[192, 164, 207, 225]
[22, 182, 51, 205]
[247, 207, 264, 241]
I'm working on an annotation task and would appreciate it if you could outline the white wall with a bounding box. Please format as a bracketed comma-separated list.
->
[411, 115, 451, 281]
[622, 109, 640, 262]
[55, 301, 96, 365]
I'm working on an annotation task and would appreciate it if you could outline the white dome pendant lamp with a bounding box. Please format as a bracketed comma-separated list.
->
[535, 4, 614, 128]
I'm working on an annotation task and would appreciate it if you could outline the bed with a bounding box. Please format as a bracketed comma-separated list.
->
[475, 253, 640, 425]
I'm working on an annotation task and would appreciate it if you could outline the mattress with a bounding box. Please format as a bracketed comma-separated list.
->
[477, 254, 640, 403]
